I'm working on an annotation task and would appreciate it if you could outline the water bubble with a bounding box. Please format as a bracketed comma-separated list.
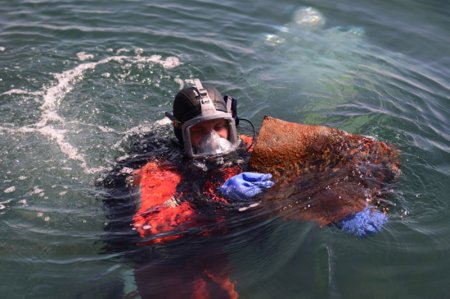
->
[293, 7, 325, 28]
[264, 34, 286, 46]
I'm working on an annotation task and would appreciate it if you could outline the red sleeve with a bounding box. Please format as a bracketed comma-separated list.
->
[239, 134, 253, 152]
[132, 161, 195, 244]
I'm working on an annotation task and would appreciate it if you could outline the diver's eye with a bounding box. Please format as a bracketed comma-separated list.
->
[214, 122, 227, 131]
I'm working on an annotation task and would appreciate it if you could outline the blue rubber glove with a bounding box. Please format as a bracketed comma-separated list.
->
[337, 207, 387, 237]
[220, 172, 274, 201]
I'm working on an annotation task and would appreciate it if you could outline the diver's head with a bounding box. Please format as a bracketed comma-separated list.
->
[165, 79, 238, 158]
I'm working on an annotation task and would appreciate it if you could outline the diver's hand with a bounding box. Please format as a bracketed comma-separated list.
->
[220, 172, 274, 201]
[337, 206, 387, 237]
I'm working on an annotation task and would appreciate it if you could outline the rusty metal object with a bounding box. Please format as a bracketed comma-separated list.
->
[249, 116, 400, 226]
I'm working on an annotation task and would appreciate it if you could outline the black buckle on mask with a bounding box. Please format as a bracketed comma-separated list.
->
[224, 95, 239, 126]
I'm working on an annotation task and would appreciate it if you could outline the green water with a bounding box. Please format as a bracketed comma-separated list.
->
[1, 0, 449, 298]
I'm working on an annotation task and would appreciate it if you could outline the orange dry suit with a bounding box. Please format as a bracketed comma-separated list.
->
[132, 161, 242, 243]
[125, 135, 253, 299]
[130, 135, 253, 245]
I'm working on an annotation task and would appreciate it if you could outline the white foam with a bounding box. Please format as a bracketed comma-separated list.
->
[116, 154, 129, 162]
[134, 48, 144, 55]
[155, 117, 171, 126]
[76, 51, 95, 61]
[139, 55, 181, 69]
[36, 54, 181, 129]
[117, 48, 129, 54]
[1, 89, 43, 97]
[4, 186, 15, 193]
[159, 56, 181, 69]
[1, 199, 13, 205]
[174, 77, 184, 89]
[2, 52, 181, 174]
[38, 126, 86, 163]
[27, 186, 45, 196]
[0, 47, 5, 52]
[97, 125, 116, 133]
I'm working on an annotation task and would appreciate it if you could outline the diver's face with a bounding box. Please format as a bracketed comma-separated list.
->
[189, 118, 229, 147]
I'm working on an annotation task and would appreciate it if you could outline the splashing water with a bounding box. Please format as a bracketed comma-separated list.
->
[1, 52, 181, 174]
[1, 1, 449, 298]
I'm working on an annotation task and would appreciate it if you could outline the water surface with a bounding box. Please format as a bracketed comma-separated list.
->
[1, 0, 449, 298]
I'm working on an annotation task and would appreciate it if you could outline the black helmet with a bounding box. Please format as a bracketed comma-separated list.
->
[171, 84, 227, 143]
[165, 79, 239, 158]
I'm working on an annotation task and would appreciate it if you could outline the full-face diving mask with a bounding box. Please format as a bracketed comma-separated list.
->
[166, 79, 239, 158]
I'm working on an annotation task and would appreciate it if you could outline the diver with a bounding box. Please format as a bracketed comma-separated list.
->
[130, 79, 275, 244]
[100, 79, 387, 299]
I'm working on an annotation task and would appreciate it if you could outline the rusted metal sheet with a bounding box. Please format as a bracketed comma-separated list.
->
[249, 116, 400, 226]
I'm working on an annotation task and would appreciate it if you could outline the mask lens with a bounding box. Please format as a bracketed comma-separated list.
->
[188, 118, 234, 156]
[182, 115, 238, 158]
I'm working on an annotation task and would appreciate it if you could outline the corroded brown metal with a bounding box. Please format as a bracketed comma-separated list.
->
[249, 116, 400, 226]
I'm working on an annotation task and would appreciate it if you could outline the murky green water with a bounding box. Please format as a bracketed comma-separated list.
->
[1, 0, 449, 298]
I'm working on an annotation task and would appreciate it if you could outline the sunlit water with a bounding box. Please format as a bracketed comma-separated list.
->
[1, 1, 449, 298]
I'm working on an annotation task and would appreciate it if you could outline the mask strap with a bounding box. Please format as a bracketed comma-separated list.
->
[226, 96, 232, 113]
[165, 112, 181, 128]
[193, 79, 206, 96]
[224, 95, 239, 126]
[192, 79, 218, 117]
